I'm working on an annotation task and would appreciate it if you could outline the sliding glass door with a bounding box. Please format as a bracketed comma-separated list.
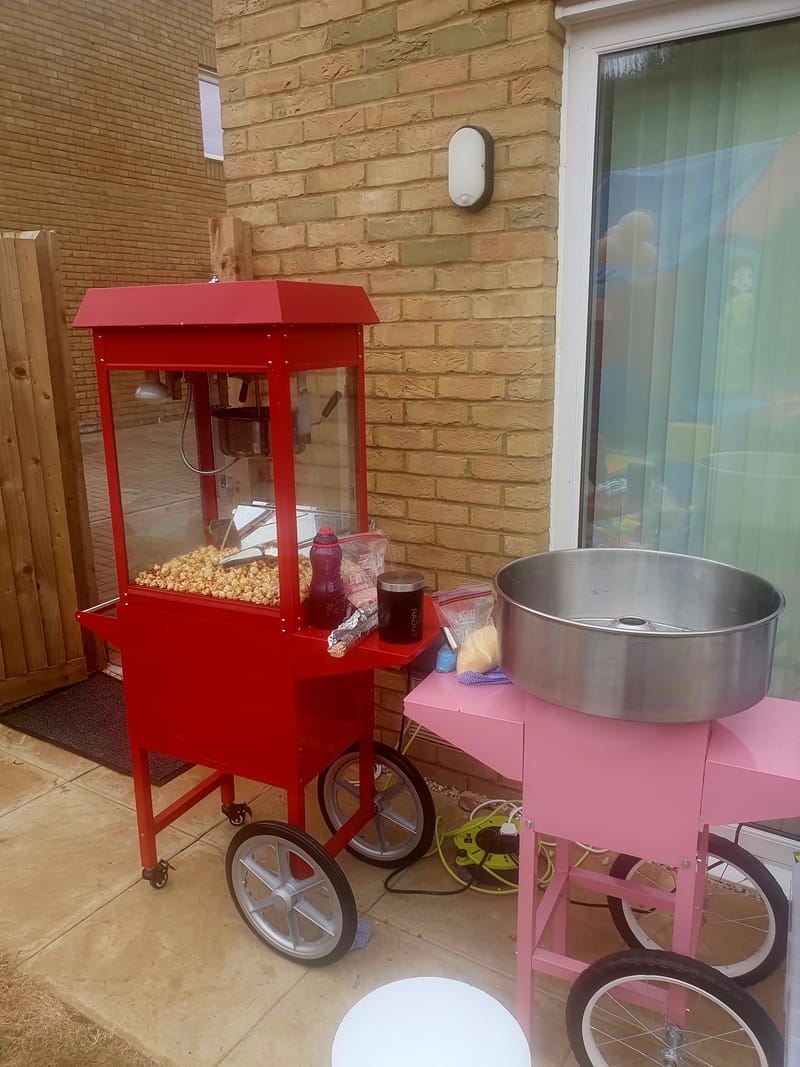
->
[582, 18, 800, 749]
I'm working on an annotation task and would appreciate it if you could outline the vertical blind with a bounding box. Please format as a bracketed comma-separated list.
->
[582, 19, 800, 699]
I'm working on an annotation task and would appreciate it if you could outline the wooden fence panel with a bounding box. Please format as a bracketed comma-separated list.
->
[0, 230, 101, 706]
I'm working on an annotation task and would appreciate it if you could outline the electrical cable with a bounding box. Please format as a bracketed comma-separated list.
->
[398, 711, 408, 754]
[179, 378, 239, 476]
[395, 733, 612, 900]
[383, 834, 488, 896]
[401, 723, 423, 757]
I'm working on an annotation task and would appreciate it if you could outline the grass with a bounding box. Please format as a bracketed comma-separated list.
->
[0, 953, 155, 1067]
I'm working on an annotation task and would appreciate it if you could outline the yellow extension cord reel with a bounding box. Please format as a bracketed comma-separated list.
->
[452, 814, 521, 888]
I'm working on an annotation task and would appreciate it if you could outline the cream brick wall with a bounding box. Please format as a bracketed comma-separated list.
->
[214, 0, 563, 794]
[0, 0, 226, 428]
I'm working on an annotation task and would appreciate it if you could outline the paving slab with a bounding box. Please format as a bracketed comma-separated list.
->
[26, 841, 308, 1067]
[0, 723, 98, 780]
[0, 749, 59, 819]
[217, 917, 569, 1067]
[0, 781, 191, 958]
[368, 826, 521, 980]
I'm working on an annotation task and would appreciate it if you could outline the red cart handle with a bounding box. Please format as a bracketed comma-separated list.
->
[76, 597, 121, 647]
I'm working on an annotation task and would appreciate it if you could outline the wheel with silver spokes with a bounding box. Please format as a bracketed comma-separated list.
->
[226, 821, 357, 966]
[607, 834, 787, 986]
[317, 742, 435, 869]
[566, 949, 784, 1067]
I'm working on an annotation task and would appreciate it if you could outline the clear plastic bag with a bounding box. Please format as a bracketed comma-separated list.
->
[432, 585, 494, 649]
[339, 531, 390, 609]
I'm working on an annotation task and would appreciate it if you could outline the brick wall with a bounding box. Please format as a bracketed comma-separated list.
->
[214, 0, 563, 794]
[0, 0, 226, 428]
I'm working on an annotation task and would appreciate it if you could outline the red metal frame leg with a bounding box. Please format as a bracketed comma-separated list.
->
[287, 781, 306, 831]
[130, 746, 158, 870]
[220, 773, 235, 806]
[358, 729, 375, 811]
[324, 729, 376, 858]
[516, 815, 538, 1041]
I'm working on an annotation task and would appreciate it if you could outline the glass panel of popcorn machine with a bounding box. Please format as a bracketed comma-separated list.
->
[114, 370, 284, 608]
[291, 367, 360, 548]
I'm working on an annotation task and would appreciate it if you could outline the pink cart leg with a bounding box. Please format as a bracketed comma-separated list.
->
[672, 844, 704, 959]
[691, 826, 710, 952]
[516, 813, 538, 1041]
[552, 837, 570, 955]
[665, 845, 704, 1026]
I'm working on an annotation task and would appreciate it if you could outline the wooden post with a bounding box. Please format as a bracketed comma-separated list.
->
[27, 230, 105, 672]
[0, 229, 102, 705]
[208, 216, 253, 282]
[208, 216, 256, 505]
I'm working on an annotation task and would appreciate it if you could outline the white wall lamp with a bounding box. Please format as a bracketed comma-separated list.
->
[447, 126, 494, 210]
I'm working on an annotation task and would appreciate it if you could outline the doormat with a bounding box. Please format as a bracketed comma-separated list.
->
[0, 672, 192, 786]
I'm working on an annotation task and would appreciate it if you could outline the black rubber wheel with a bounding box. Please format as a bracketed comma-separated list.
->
[149, 869, 168, 890]
[566, 949, 784, 1066]
[222, 802, 253, 827]
[607, 833, 788, 986]
[317, 741, 435, 869]
[226, 820, 357, 966]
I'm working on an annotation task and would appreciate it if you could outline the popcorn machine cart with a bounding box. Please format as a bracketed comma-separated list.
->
[73, 280, 438, 965]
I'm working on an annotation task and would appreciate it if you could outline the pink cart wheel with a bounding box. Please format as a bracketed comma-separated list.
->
[607, 834, 787, 987]
[566, 949, 783, 1067]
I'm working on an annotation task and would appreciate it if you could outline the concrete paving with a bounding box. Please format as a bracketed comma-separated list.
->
[0, 722, 787, 1066]
[0, 724, 579, 1065]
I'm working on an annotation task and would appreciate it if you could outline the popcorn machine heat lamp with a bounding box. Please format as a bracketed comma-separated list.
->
[73, 280, 438, 964]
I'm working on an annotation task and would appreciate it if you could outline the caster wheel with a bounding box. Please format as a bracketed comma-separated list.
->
[566, 949, 784, 1066]
[226, 821, 357, 966]
[607, 833, 788, 986]
[317, 742, 435, 869]
[222, 801, 253, 827]
[143, 859, 172, 890]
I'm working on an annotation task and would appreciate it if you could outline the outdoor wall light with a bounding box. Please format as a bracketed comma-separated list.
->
[448, 126, 494, 210]
[134, 370, 171, 403]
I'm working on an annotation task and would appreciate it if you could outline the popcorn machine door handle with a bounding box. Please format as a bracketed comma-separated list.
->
[75, 597, 122, 647]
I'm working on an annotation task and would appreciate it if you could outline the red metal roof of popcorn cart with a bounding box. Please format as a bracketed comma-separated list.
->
[73, 279, 378, 328]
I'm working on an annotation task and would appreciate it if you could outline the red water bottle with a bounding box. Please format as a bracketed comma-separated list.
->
[307, 528, 347, 629]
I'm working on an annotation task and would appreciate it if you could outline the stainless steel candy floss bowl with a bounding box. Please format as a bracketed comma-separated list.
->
[495, 548, 784, 723]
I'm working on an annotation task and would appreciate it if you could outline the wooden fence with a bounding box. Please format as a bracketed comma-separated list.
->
[0, 229, 101, 706]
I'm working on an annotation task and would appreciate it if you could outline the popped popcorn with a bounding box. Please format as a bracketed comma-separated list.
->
[134, 545, 312, 607]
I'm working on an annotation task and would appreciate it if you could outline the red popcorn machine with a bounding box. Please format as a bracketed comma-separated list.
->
[73, 279, 438, 964]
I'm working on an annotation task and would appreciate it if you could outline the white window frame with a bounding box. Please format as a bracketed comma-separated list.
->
[552, 0, 800, 878]
[550, 0, 800, 551]
[199, 67, 224, 162]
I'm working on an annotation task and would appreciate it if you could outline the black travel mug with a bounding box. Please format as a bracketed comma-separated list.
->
[377, 570, 424, 644]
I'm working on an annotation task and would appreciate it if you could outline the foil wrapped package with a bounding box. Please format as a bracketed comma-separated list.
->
[327, 604, 379, 657]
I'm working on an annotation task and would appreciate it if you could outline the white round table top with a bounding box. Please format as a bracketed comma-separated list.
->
[331, 977, 531, 1067]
